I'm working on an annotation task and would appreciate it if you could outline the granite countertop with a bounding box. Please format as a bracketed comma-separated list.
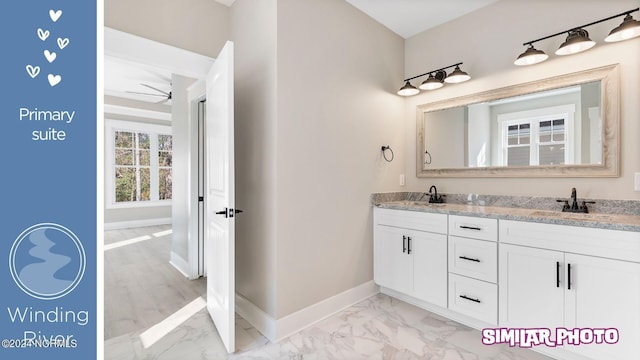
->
[373, 198, 640, 233]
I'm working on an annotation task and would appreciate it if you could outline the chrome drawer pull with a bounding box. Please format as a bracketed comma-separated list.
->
[459, 295, 481, 303]
[459, 255, 481, 263]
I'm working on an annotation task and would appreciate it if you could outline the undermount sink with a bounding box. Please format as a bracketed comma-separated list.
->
[530, 210, 614, 222]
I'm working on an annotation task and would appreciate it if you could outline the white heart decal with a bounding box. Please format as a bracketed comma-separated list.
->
[44, 50, 57, 63]
[37, 28, 50, 41]
[57, 37, 69, 50]
[49, 9, 62, 22]
[48, 74, 62, 87]
[26, 65, 41, 79]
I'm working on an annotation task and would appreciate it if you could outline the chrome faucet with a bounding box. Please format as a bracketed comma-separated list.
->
[428, 185, 445, 203]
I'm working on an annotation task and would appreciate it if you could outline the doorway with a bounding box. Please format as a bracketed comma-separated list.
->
[105, 27, 214, 278]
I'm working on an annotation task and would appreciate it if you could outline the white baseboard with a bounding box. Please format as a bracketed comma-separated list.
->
[275, 280, 379, 341]
[236, 280, 380, 342]
[170, 252, 194, 279]
[235, 293, 277, 341]
[104, 217, 171, 230]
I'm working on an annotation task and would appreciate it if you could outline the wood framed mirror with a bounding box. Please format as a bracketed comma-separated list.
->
[416, 64, 619, 177]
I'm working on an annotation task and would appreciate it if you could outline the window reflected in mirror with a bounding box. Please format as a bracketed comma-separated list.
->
[423, 82, 601, 169]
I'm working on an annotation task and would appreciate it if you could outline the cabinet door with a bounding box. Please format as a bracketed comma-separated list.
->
[374, 225, 412, 294]
[499, 244, 564, 329]
[411, 230, 447, 307]
[565, 253, 640, 360]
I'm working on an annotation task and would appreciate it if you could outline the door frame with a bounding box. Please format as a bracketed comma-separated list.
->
[187, 79, 207, 277]
[105, 27, 214, 279]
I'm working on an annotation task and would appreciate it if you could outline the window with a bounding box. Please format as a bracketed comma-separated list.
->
[107, 120, 172, 207]
[498, 105, 575, 166]
[506, 123, 531, 166]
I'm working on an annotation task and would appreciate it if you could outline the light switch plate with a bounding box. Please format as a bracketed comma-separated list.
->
[399, 174, 405, 186]
[635, 172, 640, 191]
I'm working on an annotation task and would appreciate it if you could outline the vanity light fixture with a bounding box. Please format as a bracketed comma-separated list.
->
[515, 7, 639, 66]
[397, 80, 420, 96]
[419, 71, 446, 90]
[397, 62, 470, 96]
[555, 28, 595, 56]
[444, 65, 471, 84]
[605, 13, 640, 42]
[514, 44, 549, 66]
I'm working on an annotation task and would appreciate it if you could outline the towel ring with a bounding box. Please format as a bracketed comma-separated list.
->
[381, 145, 394, 162]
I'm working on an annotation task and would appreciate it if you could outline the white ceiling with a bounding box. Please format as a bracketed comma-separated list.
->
[344, 0, 499, 39]
[104, 56, 173, 104]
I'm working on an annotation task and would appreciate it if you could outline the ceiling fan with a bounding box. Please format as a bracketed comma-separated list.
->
[127, 83, 172, 104]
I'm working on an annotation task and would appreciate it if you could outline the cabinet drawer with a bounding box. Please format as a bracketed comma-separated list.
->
[374, 208, 447, 234]
[499, 220, 640, 263]
[449, 215, 497, 242]
[448, 236, 497, 283]
[448, 273, 497, 325]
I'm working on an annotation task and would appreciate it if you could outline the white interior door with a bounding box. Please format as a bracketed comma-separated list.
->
[204, 41, 235, 353]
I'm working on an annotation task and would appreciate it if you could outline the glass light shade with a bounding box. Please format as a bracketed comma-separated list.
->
[514, 45, 549, 66]
[605, 14, 640, 42]
[419, 73, 444, 90]
[444, 66, 470, 84]
[397, 81, 419, 96]
[556, 29, 595, 56]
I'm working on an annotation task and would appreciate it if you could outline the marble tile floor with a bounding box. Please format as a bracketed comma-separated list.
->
[104, 225, 207, 340]
[105, 225, 551, 360]
[104, 225, 269, 359]
[229, 294, 551, 360]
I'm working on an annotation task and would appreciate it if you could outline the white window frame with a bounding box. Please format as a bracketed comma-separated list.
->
[106, 119, 172, 209]
[497, 104, 576, 166]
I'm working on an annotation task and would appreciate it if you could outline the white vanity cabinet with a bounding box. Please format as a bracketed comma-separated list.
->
[499, 220, 640, 360]
[373, 208, 448, 308]
[373, 205, 640, 360]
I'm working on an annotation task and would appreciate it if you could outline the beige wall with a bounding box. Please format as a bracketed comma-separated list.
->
[104, 0, 229, 57]
[403, 0, 640, 200]
[275, 0, 404, 317]
[230, 0, 279, 317]
[231, 0, 404, 319]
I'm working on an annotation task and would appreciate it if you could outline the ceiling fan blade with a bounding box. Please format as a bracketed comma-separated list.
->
[140, 83, 170, 96]
[126, 90, 167, 97]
